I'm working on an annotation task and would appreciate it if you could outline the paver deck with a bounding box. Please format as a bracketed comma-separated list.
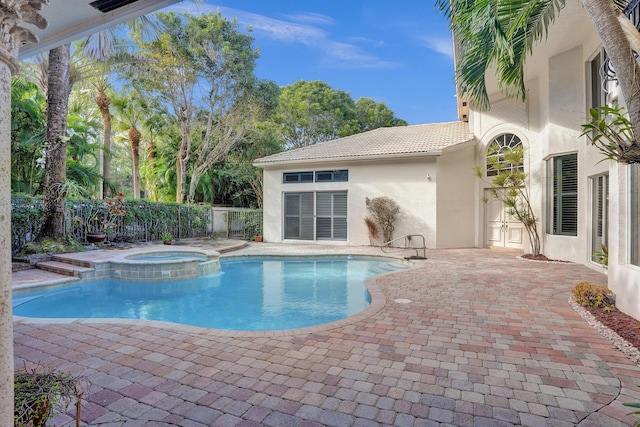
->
[12, 242, 640, 426]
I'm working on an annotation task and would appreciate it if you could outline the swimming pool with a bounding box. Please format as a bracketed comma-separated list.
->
[13, 256, 407, 330]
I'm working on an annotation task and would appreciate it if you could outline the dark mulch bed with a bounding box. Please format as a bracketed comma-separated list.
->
[585, 306, 640, 350]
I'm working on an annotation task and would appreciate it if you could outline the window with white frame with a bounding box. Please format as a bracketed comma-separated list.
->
[631, 164, 640, 266]
[547, 154, 578, 236]
[283, 169, 348, 183]
[486, 133, 523, 176]
[589, 51, 606, 111]
[591, 174, 608, 263]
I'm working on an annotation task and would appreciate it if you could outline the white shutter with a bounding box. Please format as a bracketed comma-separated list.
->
[284, 193, 314, 240]
[316, 192, 347, 240]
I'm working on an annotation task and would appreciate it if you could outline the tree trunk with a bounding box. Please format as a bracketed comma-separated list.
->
[176, 130, 189, 203]
[187, 166, 202, 203]
[95, 87, 112, 198]
[583, 0, 640, 140]
[129, 125, 141, 199]
[38, 44, 71, 241]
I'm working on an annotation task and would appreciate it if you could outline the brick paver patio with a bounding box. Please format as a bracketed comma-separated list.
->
[12, 243, 640, 426]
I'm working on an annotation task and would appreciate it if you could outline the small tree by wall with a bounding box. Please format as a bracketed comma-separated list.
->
[365, 196, 400, 244]
[475, 146, 541, 256]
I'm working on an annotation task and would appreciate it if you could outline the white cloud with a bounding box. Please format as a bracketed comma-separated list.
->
[321, 42, 398, 69]
[419, 35, 454, 58]
[281, 12, 335, 26]
[165, 2, 396, 69]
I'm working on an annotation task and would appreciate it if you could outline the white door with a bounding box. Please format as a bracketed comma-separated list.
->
[484, 190, 525, 251]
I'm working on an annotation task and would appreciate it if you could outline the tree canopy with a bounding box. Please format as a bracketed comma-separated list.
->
[10, 11, 409, 207]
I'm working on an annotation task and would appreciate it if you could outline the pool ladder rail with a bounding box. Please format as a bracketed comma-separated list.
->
[380, 234, 427, 260]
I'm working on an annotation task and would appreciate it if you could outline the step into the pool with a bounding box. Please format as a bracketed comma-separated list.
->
[371, 261, 409, 274]
[36, 260, 94, 278]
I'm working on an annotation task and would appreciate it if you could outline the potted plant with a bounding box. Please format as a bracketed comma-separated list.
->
[162, 231, 173, 245]
[84, 192, 127, 244]
[252, 217, 263, 242]
[14, 364, 88, 427]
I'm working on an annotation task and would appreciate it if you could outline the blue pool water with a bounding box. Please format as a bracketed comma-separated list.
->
[13, 257, 406, 330]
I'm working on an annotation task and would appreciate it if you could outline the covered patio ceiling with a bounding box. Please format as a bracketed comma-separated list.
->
[18, 0, 180, 60]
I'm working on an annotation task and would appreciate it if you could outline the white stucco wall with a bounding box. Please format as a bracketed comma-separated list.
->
[260, 155, 464, 248]
[435, 144, 476, 248]
[609, 163, 640, 320]
[470, 17, 610, 264]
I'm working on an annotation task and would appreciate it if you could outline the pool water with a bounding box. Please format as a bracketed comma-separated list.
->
[13, 257, 406, 330]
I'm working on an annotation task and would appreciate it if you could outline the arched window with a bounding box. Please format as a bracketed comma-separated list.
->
[486, 133, 523, 176]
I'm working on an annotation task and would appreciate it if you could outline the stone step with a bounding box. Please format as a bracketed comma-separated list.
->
[12, 262, 33, 273]
[36, 260, 94, 278]
[51, 254, 93, 268]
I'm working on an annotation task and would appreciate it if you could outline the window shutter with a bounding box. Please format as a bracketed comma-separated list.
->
[552, 154, 578, 236]
[316, 192, 347, 240]
[284, 193, 314, 240]
[299, 193, 314, 239]
[316, 193, 332, 239]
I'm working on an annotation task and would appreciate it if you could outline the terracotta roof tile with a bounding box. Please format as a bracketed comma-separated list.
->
[254, 121, 473, 165]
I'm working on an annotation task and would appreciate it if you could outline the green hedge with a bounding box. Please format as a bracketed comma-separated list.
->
[11, 195, 212, 252]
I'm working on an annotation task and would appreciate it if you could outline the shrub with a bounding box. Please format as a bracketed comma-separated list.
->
[15, 364, 88, 427]
[365, 196, 400, 244]
[572, 282, 615, 311]
[364, 216, 378, 240]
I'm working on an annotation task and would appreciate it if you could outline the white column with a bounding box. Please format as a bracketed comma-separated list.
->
[0, 2, 48, 424]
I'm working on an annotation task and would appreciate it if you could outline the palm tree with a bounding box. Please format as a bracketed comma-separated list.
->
[77, 14, 164, 198]
[10, 76, 46, 194]
[439, 0, 640, 161]
[111, 89, 149, 198]
[38, 44, 71, 241]
[35, 15, 164, 241]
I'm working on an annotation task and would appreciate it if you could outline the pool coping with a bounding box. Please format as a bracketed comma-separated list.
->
[13, 250, 415, 337]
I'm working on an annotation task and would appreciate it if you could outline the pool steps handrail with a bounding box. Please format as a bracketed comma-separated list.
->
[380, 234, 427, 260]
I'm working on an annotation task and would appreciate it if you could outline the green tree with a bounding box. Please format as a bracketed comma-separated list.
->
[77, 14, 164, 198]
[131, 12, 260, 203]
[276, 81, 408, 148]
[355, 97, 408, 132]
[209, 127, 284, 208]
[139, 108, 178, 202]
[439, 0, 640, 162]
[10, 76, 46, 194]
[276, 80, 358, 148]
[111, 89, 149, 199]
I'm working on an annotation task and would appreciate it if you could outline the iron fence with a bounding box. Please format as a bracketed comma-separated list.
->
[11, 196, 263, 253]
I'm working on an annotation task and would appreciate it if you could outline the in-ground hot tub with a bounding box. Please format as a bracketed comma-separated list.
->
[108, 250, 220, 281]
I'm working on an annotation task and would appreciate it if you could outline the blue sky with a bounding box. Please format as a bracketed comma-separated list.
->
[163, 1, 459, 125]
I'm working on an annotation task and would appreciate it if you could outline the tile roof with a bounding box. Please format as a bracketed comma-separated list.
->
[254, 121, 473, 166]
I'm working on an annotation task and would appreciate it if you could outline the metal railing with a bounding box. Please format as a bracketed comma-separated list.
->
[380, 234, 427, 260]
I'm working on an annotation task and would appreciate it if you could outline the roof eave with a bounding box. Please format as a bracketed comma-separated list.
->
[253, 137, 476, 168]
[254, 150, 447, 169]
